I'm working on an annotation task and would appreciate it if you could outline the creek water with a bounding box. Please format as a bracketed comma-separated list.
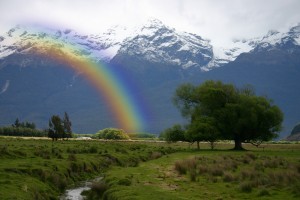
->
[60, 177, 103, 200]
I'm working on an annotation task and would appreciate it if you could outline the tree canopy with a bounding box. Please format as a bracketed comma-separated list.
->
[160, 124, 185, 143]
[48, 112, 72, 141]
[173, 80, 283, 150]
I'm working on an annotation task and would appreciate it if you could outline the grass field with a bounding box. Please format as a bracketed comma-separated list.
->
[102, 143, 300, 200]
[0, 137, 179, 199]
[0, 137, 299, 200]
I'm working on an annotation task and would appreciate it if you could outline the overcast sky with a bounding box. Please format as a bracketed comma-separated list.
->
[1, 0, 300, 47]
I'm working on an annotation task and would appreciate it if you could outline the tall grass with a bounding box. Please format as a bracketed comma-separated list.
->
[174, 153, 300, 194]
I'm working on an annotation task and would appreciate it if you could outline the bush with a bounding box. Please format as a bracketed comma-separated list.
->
[160, 124, 185, 142]
[96, 128, 129, 140]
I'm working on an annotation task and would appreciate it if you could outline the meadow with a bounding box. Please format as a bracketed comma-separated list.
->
[0, 137, 299, 200]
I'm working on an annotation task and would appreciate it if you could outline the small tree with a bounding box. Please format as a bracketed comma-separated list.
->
[48, 115, 64, 141]
[161, 124, 185, 143]
[12, 118, 21, 128]
[63, 112, 72, 139]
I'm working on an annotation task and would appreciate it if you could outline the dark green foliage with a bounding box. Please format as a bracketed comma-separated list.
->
[48, 115, 64, 141]
[127, 132, 156, 139]
[63, 112, 72, 139]
[12, 118, 36, 129]
[0, 126, 46, 137]
[0, 118, 45, 137]
[186, 117, 219, 149]
[48, 113, 72, 141]
[174, 80, 283, 150]
[160, 124, 185, 142]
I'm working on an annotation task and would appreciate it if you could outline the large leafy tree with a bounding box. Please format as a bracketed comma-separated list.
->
[174, 80, 283, 150]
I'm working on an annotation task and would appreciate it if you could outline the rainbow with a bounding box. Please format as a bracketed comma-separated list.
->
[25, 26, 148, 132]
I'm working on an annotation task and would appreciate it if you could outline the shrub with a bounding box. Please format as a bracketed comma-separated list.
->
[96, 128, 129, 140]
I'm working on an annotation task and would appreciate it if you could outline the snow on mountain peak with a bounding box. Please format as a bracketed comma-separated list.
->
[204, 23, 300, 71]
[117, 18, 213, 69]
[1, 20, 300, 71]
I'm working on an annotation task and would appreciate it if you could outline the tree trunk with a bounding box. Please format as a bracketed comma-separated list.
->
[233, 138, 244, 150]
[197, 141, 200, 150]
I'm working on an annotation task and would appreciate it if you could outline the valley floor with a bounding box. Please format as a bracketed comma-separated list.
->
[0, 137, 299, 199]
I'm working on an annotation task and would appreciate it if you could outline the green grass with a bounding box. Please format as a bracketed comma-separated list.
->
[0, 137, 299, 199]
[103, 144, 300, 200]
[0, 137, 180, 199]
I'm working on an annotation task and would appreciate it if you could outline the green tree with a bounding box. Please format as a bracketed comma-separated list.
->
[174, 80, 283, 150]
[160, 124, 185, 143]
[48, 115, 64, 141]
[186, 116, 219, 150]
[12, 118, 36, 129]
[63, 112, 72, 139]
[12, 118, 21, 128]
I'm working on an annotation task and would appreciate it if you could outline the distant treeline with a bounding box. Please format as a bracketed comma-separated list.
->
[0, 126, 47, 137]
[0, 118, 47, 137]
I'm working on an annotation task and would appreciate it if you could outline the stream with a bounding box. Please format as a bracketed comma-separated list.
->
[60, 177, 103, 200]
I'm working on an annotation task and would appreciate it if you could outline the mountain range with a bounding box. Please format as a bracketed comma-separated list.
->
[0, 19, 299, 138]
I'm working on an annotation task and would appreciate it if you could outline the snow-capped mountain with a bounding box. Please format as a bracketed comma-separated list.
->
[0, 19, 214, 70]
[0, 24, 126, 62]
[0, 20, 300, 72]
[205, 23, 300, 70]
[118, 19, 213, 69]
